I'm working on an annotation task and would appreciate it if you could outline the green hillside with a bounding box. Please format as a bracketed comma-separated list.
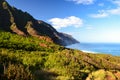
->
[0, 0, 120, 80]
[0, 31, 120, 80]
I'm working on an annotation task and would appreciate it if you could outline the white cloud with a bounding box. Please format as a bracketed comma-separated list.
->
[66, 0, 94, 5]
[98, 3, 104, 7]
[108, 7, 120, 15]
[48, 16, 83, 29]
[111, 0, 120, 6]
[90, 10, 109, 18]
[90, 13, 108, 18]
[90, 7, 120, 18]
[89, 0, 120, 18]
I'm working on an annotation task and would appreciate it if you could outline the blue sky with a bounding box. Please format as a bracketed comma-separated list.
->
[7, 0, 120, 43]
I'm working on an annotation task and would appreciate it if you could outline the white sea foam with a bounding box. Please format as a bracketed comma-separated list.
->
[66, 43, 120, 56]
[81, 50, 97, 53]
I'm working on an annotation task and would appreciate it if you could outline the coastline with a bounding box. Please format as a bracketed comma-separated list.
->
[81, 50, 97, 53]
[66, 43, 120, 56]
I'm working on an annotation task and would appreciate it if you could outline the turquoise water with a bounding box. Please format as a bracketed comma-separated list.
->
[66, 43, 120, 56]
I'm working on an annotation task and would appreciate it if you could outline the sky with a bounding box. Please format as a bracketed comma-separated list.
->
[6, 0, 120, 43]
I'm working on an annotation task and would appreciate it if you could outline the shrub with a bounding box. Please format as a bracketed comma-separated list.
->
[4, 63, 34, 80]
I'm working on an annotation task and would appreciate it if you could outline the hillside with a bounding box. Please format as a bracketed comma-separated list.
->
[0, 0, 79, 46]
[0, 31, 120, 80]
[0, 0, 120, 80]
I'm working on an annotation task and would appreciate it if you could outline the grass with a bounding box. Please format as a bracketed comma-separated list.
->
[0, 31, 120, 80]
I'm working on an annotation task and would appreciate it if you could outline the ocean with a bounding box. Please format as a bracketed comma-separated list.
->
[66, 43, 120, 56]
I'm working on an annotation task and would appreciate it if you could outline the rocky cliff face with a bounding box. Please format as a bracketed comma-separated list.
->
[0, 0, 79, 46]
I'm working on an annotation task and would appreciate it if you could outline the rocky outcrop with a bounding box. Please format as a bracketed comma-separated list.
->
[0, 0, 79, 46]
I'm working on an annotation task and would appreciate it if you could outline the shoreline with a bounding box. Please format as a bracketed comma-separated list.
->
[81, 50, 98, 53]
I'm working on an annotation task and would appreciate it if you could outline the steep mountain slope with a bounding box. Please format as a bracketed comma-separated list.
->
[0, 0, 79, 46]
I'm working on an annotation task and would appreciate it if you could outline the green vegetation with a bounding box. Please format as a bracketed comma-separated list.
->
[0, 1, 120, 79]
[86, 69, 120, 80]
[0, 31, 120, 80]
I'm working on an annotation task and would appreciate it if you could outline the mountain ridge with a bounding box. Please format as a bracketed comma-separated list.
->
[0, 0, 79, 46]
